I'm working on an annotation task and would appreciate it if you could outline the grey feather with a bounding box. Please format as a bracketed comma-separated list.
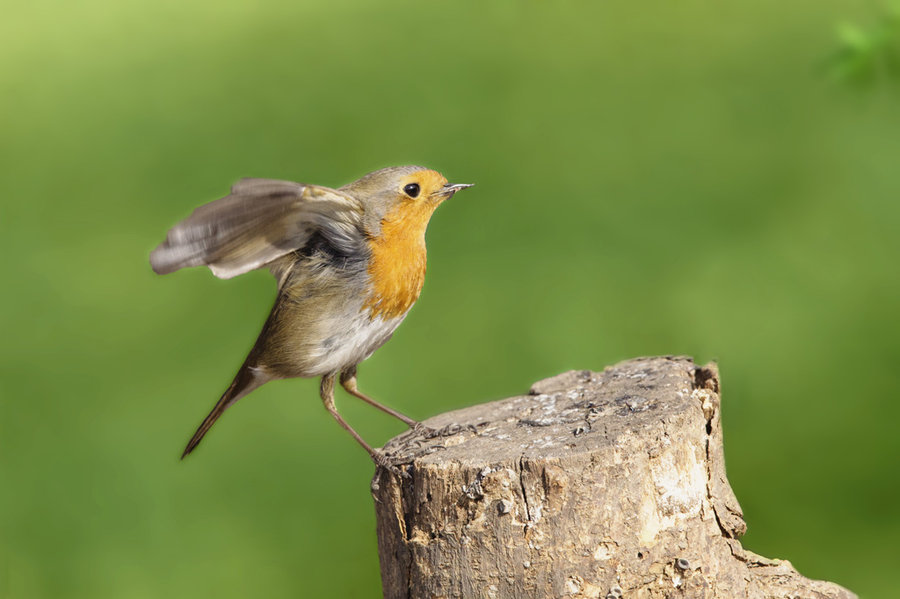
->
[150, 179, 366, 279]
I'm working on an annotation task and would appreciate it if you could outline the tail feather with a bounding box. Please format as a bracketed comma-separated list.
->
[181, 365, 265, 459]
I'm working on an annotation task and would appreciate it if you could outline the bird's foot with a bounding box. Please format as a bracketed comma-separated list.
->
[372, 450, 410, 479]
[419, 422, 481, 439]
[411, 421, 437, 437]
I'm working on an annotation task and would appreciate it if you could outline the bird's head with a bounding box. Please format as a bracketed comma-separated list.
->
[341, 166, 473, 236]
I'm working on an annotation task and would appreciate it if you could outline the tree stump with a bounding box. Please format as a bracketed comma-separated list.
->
[371, 357, 856, 599]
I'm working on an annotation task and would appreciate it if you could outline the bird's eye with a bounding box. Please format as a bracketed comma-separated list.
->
[403, 183, 420, 198]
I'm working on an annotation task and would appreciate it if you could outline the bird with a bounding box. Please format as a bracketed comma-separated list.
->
[150, 165, 472, 471]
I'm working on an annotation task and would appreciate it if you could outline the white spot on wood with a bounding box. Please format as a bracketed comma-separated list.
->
[565, 576, 583, 593]
[593, 542, 615, 560]
[653, 448, 707, 518]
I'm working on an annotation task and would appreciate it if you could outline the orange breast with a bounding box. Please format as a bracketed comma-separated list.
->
[364, 200, 435, 320]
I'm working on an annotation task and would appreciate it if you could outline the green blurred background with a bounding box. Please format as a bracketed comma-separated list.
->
[2, 0, 898, 597]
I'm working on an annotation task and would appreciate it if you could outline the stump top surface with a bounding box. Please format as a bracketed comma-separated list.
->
[382, 356, 705, 467]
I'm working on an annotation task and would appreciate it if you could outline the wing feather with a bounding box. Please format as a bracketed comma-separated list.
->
[150, 179, 365, 279]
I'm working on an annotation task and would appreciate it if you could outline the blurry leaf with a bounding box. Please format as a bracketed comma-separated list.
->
[827, 6, 900, 86]
[836, 22, 871, 49]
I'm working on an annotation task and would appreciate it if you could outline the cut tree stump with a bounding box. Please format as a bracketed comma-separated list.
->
[371, 356, 856, 599]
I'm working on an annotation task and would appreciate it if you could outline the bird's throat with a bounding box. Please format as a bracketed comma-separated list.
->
[364, 201, 437, 320]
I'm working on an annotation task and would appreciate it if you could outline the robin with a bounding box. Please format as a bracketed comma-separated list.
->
[150, 166, 472, 471]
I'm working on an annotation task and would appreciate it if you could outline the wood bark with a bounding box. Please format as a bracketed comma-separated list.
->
[371, 356, 856, 599]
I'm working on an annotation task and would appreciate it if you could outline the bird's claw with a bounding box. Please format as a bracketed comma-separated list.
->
[373, 451, 410, 479]
[412, 422, 437, 436]
[419, 422, 480, 439]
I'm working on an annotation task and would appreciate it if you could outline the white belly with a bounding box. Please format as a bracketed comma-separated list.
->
[304, 300, 407, 376]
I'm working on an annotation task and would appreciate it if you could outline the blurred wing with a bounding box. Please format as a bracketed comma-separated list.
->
[150, 178, 365, 279]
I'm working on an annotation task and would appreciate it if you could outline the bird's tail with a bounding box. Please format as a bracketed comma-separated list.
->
[181, 363, 266, 459]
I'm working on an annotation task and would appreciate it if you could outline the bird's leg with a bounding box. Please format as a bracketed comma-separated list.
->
[339, 367, 429, 432]
[320, 375, 407, 477]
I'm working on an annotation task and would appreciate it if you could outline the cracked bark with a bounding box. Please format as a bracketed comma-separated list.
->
[371, 357, 856, 599]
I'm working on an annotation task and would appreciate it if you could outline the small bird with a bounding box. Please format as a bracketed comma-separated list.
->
[150, 166, 472, 470]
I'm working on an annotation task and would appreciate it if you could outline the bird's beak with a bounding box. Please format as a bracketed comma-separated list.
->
[438, 182, 474, 198]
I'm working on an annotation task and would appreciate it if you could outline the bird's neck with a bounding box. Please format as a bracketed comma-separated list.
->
[364, 201, 436, 320]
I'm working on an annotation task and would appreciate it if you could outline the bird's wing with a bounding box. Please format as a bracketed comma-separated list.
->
[150, 178, 366, 279]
